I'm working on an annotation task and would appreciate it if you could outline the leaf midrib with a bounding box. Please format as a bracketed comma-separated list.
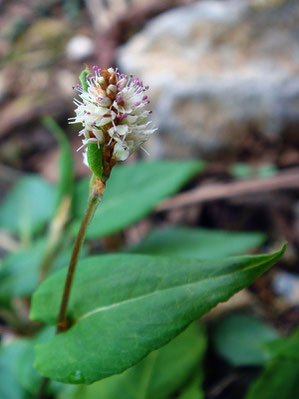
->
[75, 254, 275, 324]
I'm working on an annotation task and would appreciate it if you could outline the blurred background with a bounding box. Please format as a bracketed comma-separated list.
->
[0, 0, 299, 397]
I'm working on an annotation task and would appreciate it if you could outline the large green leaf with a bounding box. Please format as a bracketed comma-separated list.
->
[66, 323, 206, 399]
[0, 175, 57, 239]
[127, 227, 266, 259]
[212, 313, 279, 366]
[30, 246, 284, 384]
[246, 327, 299, 399]
[73, 160, 204, 238]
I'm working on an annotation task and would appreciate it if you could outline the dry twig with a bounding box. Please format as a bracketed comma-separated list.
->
[156, 168, 299, 211]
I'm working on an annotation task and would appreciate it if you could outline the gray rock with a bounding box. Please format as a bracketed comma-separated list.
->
[117, 0, 299, 158]
[272, 271, 299, 305]
[66, 35, 95, 61]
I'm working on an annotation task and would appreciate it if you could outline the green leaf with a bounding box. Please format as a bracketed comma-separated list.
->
[246, 359, 299, 399]
[16, 327, 62, 395]
[30, 246, 285, 384]
[0, 175, 57, 239]
[0, 239, 84, 305]
[246, 327, 299, 399]
[87, 143, 103, 179]
[212, 313, 279, 366]
[178, 378, 204, 399]
[73, 160, 204, 238]
[230, 163, 278, 180]
[263, 328, 299, 361]
[0, 240, 45, 305]
[127, 227, 266, 259]
[0, 330, 62, 398]
[42, 116, 74, 206]
[66, 323, 206, 399]
[0, 341, 33, 399]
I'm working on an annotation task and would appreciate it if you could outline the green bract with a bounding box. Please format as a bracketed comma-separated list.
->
[87, 143, 103, 179]
[79, 68, 90, 92]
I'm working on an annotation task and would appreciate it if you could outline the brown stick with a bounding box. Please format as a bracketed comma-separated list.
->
[156, 168, 299, 211]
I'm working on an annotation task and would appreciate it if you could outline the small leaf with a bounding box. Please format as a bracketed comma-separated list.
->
[212, 313, 279, 366]
[0, 175, 57, 239]
[127, 227, 266, 259]
[73, 160, 204, 238]
[66, 323, 206, 399]
[30, 246, 285, 384]
[87, 143, 103, 179]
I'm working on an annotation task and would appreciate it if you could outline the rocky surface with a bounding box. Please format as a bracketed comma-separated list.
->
[118, 0, 299, 158]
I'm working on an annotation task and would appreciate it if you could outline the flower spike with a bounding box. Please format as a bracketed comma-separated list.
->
[70, 67, 156, 179]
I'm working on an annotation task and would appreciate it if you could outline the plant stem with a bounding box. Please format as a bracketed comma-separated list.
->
[56, 176, 105, 333]
[37, 377, 50, 399]
[37, 176, 105, 398]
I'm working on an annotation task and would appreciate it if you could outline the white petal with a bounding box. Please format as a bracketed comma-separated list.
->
[113, 143, 130, 161]
[116, 125, 128, 136]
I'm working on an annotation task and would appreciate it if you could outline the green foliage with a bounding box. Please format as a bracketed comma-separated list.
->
[230, 163, 278, 180]
[246, 328, 299, 399]
[0, 329, 63, 399]
[87, 143, 103, 179]
[16, 327, 56, 394]
[42, 116, 74, 207]
[30, 247, 284, 384]
[0, 341, 33, 399]
[178, 379, 204, 399]
[0, 175, 57, 239]
[0, 239, 84, 305]
[127, 227, 266, 259]
[0, 158, 288, 397]
[73, 160, 204, 238]
[0, 240, 45, 305]
[212, 313, 279, 366]
[66, 323, 206, 399]
[264, 329, 299, 360]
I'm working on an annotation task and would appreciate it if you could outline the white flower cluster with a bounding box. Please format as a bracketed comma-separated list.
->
[69, 66, 156, 162]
